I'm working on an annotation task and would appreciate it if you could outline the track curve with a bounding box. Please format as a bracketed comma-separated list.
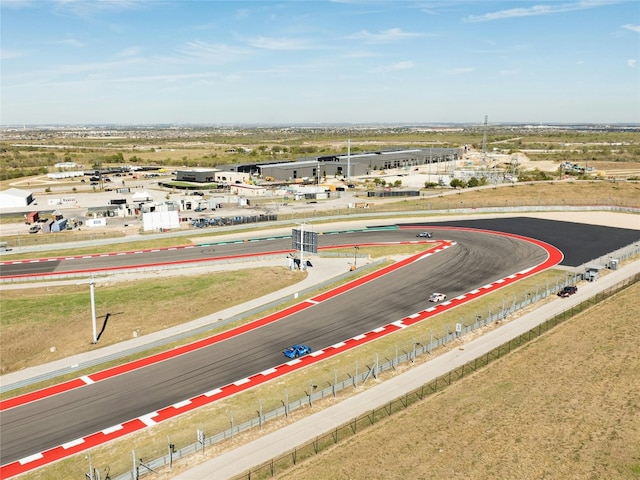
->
[0, 227, 556, 473]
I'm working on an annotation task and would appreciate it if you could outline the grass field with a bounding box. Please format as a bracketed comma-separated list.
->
[277, 283, 640, 480]
[0, 267, 306, 375]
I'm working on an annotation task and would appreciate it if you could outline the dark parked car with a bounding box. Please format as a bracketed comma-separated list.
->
[557, 285, 578, 297]
[283, 344, 312, 359]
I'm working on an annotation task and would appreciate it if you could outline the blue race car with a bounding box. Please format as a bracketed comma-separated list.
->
[283, 344, 312, 359]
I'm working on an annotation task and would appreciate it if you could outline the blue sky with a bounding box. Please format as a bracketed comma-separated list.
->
[1, 0, 639, 126]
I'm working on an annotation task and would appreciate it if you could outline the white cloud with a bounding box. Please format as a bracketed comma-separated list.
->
[466, 1, 616, 23]
[343, 50, 379, 59]
[627, 59, 637, 68]
[247, 36, 315, 51]
[0, 48, 25, 60]
[499, 69, 518, 76]
[371, 60, 415, 73]
[622, 24, 640, 33]
[348, 27, 424, 43]
[114, 47, 142, 58]
[52, 0, 147, 17]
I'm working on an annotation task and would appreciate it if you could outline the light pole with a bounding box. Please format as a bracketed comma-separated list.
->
[90, 279, 97, 343]
[86, 452, 94, 480]
[353, 245, 359, 269]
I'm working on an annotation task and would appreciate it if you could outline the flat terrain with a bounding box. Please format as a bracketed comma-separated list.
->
[279, 283, 640, 480]
[0, 267, 305, 374]
[2, 129, 639, 479]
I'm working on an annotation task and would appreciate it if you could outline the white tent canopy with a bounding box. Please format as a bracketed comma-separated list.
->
[142, 210, 179, 232]
[132, 191, 152, 202]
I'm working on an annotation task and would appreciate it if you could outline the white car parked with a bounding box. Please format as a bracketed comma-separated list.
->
[429, 292, 447, 302]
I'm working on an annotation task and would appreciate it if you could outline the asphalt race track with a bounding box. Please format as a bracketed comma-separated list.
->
[2, 218, 637, 469]
[1, 218, 637, 279]
[0, 226, 551, 465]
[399, 217, 640, 267]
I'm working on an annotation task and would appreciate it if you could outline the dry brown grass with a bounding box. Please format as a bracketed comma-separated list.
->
[7, 267, 568, 477]
[0, 267, 305, 374]
[7, 264, 637, 479]
[276, 283, 640, 480]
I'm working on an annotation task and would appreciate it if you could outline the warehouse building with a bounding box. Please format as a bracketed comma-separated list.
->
[174, 168, 250, 185]
[258, 147, 461, 182]
[0, 188, 35, 209]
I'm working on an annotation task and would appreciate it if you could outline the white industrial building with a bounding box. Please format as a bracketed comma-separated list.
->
[0, 188, 35, 209]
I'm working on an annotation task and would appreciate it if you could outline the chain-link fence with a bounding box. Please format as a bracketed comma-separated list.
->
[107, 261, 639, 480]
[232, 273, 639, 480]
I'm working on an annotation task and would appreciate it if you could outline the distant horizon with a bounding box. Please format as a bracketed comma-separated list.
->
[2, 121, 640, 130]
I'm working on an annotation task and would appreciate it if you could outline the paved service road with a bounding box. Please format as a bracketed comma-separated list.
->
[2, 217, 637, 278]
[0, 228, 547, 464]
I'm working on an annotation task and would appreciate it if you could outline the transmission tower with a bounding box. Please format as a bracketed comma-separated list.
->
[481, 115, 488, 155]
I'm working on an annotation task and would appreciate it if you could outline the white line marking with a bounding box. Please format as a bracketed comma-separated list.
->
[260, 368, 277, 376]
[19, 453, 43, 465]
[139, 413, 158, 426]
[80, 375, 94, 384]
[61, 438, 84, 449]
[233, 378, 250, 386]
[172, 400, 191, 409]
[102, 424, 124, 435]
[204, 388, 222, 397]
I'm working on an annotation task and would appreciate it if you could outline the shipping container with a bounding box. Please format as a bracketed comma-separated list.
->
[51, 218, 68, 233]
[25, 211, 40, 224]
[41, 219, 55, 233]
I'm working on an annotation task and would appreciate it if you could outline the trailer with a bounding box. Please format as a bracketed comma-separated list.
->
[51, 218, 68, 233]
[25, 211, 40, 224]
[41, 219, 55, 233]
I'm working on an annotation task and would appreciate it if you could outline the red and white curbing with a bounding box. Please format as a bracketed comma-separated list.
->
[0, 233, 563, 478]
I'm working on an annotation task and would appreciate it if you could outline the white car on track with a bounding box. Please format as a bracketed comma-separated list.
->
[429, 292, 447, 302]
